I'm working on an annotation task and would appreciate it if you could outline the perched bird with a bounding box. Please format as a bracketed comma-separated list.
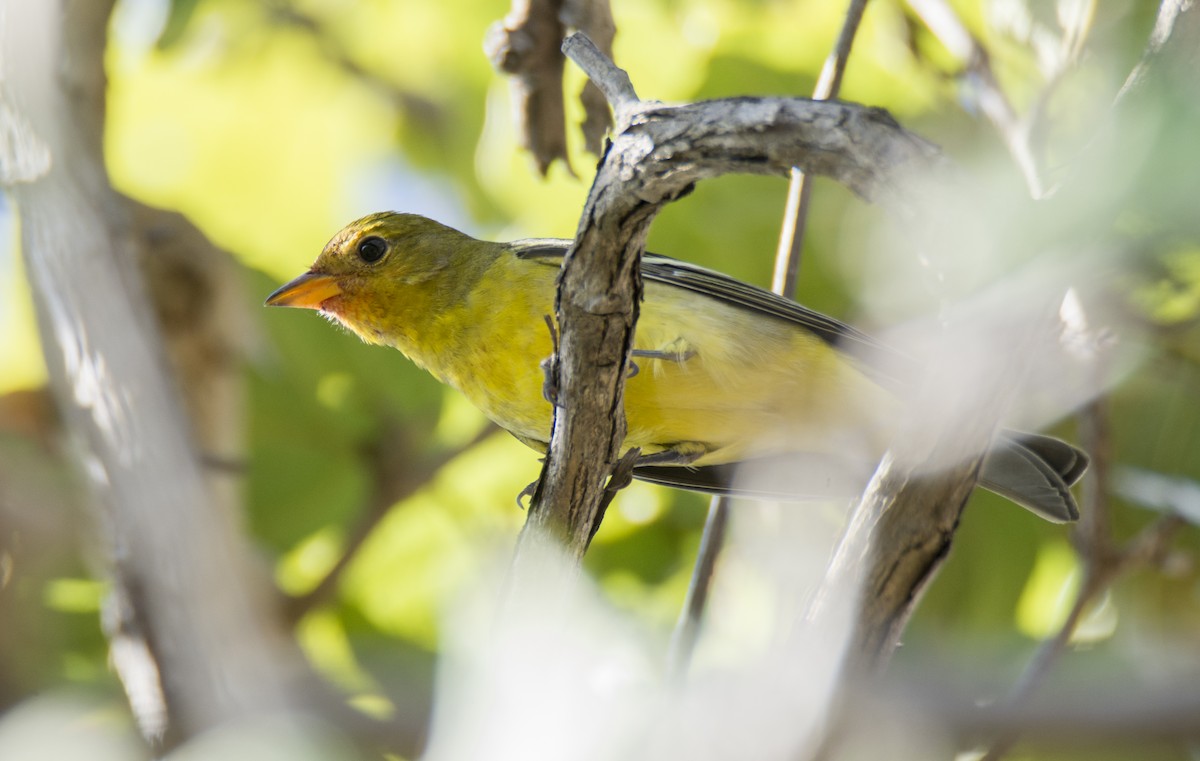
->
[267, 212, 1087, 522]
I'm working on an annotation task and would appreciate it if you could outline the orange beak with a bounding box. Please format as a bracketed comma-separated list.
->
[264, 272, 343, 310]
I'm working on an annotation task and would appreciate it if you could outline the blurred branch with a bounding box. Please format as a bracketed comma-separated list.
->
[904, 0, 1043, 197]
[285, 423, 497, 624]
[861, 670, 1200, 748]
[1117, 0, 1195, 101]
[267, 1, 446, 134]
[818, 422, 988, 669]
[665, 494, 730, 680]
[980, 397, 1185, 761]
[513, 32, 939, 566]
[485, 0, 616, 174]
[905, 0, 1100, 199]
[971, 7, 1200, 753]
[1, 0, 308, 747]
[672, 0, 873, 682]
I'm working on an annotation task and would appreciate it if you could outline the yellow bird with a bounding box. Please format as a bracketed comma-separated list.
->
[267, 212, 1086, 522]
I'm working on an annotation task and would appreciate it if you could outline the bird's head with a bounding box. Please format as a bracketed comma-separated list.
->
[265, 212, 484, 344]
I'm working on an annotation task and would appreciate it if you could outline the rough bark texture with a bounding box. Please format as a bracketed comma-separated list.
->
[563, 0, 617, 154]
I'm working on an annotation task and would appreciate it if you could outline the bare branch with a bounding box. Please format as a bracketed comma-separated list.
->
[485, 0, 571, 175]
[665, 494, 730, 680]
[979, 396, 1185, 760]
[1, 0, 309, 745]
[285, 424, 497, 623]
[774, 0, 871, 295]
[561, 32, 637, 116]
[562, 0, 617, 154]
[1, 2, 425, 754]
[905, 0, 1045, 197]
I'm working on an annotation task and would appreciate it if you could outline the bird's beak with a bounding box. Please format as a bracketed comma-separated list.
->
[264, 271, 343, 309]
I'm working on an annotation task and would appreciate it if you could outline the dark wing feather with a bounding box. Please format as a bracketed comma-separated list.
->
[513, 239, 908, 384]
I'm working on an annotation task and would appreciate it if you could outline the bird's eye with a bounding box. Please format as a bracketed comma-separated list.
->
[357, 236, 387, 263]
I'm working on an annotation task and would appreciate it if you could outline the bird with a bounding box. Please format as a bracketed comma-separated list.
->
[266, 212, 1087, 522]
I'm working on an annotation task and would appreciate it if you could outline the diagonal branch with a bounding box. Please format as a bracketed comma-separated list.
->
[905, 0, 1045, 197]
[774, 0, 872, 295]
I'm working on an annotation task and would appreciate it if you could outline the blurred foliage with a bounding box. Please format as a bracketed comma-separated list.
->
[2, 0, 1200, 757]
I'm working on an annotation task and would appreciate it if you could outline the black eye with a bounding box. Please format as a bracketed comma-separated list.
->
[357, 236, 387, 263]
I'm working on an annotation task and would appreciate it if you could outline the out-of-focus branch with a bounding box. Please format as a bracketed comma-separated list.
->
[970, 4, 1200, 750]
[1, 0, 308, 747]
[820, 420, 989, 668]
[285, 423, 497, 623]
[774, 0, 870, 296]
[268, 2, 446, 136]
[978, 397, 1185, 761]
[1, 1, 426, 755]
[1117, 0, 1195, 101]
[485, 0, 616, 174]
[904, 0, 1045, 197]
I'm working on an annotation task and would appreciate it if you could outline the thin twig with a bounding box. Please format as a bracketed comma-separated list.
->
[562, 33, 639, 122]
[904, 0, 1045, 198]
[268, 2, 444, 126]
[285, 423, 497, 623]
[979, 514, 1183, 759]
[773, 0, 871, 296]
[665, 494, 730, 680]
[979, 397, 1184, 761]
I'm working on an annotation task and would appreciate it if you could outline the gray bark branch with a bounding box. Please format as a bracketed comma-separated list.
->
[1, 1, 426, 754]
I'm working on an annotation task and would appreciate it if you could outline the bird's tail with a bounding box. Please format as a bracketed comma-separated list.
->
[632, 432, 1088, 524]
[979, 432, 1089, 523]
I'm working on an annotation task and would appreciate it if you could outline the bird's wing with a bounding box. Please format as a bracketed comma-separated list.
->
[513, 239, 908, 382]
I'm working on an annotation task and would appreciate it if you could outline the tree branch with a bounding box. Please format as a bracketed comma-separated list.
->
[1, 0, 308, 746]
[486, 0, 572, 175]
[284, 424, 497, 624]
[774, 0, 871, 295]
[0, 2, 424, 754]
[486, 0, 617, 173]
